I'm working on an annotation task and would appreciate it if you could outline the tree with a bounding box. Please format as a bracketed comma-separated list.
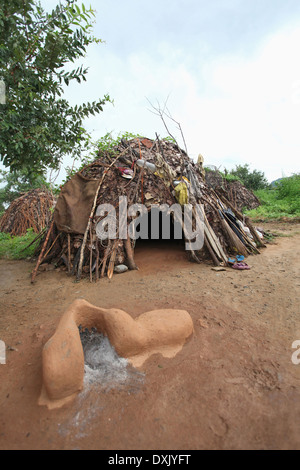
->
[228, 164, 268, 191]
[0, 0, 110, 176]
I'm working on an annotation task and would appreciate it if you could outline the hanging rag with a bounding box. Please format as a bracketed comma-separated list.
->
[174, 181, 188, 205]
[154, 153, 176, 186]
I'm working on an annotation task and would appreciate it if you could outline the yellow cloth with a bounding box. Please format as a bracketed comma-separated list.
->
[174, 182, 188, 205]
[197, 154, 204, 165]
[197, 153, 205, 178]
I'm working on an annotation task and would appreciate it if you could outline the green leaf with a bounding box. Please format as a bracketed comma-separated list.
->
[0, 0, 109, 175]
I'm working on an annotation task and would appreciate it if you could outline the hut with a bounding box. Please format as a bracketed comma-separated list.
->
[0, 188, 56, 237]
[205, 169, 260, 212]
[31, 137, 266, 282]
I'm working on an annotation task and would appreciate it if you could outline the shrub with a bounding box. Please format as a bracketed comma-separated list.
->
[245, 174, 300, 220]
[0, 229, 40, 259]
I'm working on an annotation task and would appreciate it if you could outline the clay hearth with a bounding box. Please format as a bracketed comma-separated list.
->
[38, 299, 193, 409]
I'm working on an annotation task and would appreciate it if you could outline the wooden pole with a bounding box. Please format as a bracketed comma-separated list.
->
[76, 150, 128, 281]
[89, 224, 93, 283]
[107, 239, 118, 279]
[100, 240, 111, 278]
[31, 219, 54, 283]
[124, 237, 138, 270]
[218, 194, 266, 248]
[67, 233, 71, 273]
[196, 204, 228, 263]
[204, 234, 220, 266]
[39, 232, 61, 264]
[95, 240, 99, 281]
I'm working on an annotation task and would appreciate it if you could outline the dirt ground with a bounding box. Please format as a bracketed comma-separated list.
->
[0, 221, 300, 450]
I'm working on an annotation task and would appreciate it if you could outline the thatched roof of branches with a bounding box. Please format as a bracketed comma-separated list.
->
[0, 188, 56, 237]
[31, 137, 266, 283]
[205, 169, 260, 212]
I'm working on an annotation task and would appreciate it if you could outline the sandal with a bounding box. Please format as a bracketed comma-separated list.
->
[232, 262, 250, 270]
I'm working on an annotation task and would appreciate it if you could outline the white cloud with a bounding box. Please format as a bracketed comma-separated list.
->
[149, 23, 300, 182]
[198, 25, 300, 180]
[15, 1, 300, 185]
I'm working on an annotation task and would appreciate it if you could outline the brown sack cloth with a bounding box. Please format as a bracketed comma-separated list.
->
[54, 173, 100, 234]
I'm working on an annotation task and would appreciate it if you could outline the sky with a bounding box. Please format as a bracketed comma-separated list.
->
[42, 0, 300, 183]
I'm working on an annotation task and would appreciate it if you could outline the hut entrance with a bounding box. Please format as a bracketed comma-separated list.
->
[132, 208, 187, 273]
[132, 207, 185, 244]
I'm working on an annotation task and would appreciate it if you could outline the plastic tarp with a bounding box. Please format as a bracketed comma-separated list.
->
[54, 173, 100, 234]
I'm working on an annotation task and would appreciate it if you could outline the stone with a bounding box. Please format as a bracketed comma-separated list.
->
[114, 264, 129, 274]
[0, 340, 6, 364]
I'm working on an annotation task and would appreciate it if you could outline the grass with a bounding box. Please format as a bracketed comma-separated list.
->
[245, 174, 300, 221]
[0, 229, 40, 259]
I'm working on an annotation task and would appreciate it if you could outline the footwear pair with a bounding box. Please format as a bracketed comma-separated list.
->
[232, 262, 250, 270]
[228, 255, 245, 264]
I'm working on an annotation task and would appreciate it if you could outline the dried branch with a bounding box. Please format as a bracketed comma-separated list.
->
[146, 96, 188, 156]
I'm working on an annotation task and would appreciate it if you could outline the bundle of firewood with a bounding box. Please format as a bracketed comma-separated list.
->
[215, 180, 261, 212]
[0, 188, 56, 237]
[205, 170, 261, 212]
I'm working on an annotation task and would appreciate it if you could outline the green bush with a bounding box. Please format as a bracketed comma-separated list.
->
[223, 173, 243, 184]
[276, 174, 300, 214]
[224, 164, 268, 190]
[0, 229, 40, 259]
[245, 174, 300, 220]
